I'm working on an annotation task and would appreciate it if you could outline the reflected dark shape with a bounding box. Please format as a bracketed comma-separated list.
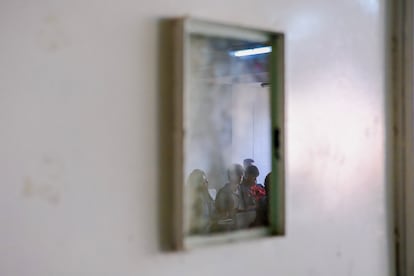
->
[243, 158, 255, 169]
[250, 172, 271, 227]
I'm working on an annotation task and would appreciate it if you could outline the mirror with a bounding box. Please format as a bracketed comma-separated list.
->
[172, 18, 284, 249]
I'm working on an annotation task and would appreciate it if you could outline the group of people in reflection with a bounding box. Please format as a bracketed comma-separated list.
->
[187, 158, 271, 235]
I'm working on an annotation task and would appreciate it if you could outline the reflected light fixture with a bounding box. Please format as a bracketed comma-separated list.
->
[231, 46, 272, 57]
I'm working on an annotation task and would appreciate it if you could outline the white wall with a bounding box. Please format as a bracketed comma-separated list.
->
[0, 0, 393, 275]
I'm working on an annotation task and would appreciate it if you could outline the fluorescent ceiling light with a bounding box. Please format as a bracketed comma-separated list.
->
[232, 46, 272, 57]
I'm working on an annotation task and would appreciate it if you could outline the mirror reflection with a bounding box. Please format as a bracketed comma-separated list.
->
[184, 34, 272, 236]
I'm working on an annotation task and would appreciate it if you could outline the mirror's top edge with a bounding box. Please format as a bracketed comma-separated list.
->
[177, 17, 283, 42]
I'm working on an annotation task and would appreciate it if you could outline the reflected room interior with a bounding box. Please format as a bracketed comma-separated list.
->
[184, 34, 273, 236]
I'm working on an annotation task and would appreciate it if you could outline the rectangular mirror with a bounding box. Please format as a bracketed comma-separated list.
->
[172, 18, 285, 249]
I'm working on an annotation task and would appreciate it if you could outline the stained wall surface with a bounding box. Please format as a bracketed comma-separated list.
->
[0, 0, 392, 275]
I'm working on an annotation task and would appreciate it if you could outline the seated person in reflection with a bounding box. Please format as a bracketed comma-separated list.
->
[239, 165, 266, 211]
[251, 172, 271, 227]
[215, 164, 244, 222]
[187, 169, 215, 234]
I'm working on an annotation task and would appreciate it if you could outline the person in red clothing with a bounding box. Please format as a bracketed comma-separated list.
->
[239, 165, 265, 210]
